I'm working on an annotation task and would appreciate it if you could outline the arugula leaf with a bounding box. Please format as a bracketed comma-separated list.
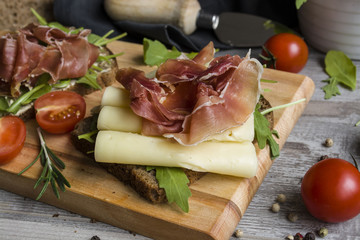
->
[143, 38, 182, 66]
[147, 166, 191, 212]
[322, 77, 341, 99]
[321, 50, 356, 99]
[0, 97, 9, 111]
[296, 0, 307, 9]
[325, 50, 356, 89]
[78, 130, 98, 143]
[77, 72, 102, 90]
[254, 104, 279, 159]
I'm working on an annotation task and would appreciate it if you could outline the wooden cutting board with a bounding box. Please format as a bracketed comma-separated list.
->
[0, 41, 315, 240]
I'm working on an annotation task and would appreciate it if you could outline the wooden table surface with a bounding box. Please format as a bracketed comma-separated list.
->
[1, 45, 359, 240]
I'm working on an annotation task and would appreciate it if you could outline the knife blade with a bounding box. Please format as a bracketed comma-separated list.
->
[196, 10, 275, 47]
[104, 0, 275, 47]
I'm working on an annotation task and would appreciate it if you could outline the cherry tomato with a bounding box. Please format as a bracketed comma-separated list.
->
[0, 116, 26, 164]
[301, 158, 360, 223]
[261, 33, 309, 73]
[34, 91, 86, 134]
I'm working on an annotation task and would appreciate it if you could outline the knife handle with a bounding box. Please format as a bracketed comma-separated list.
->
[104, 0, 201, 35]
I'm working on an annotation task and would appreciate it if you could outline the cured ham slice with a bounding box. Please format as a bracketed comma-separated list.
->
[0, 23, 99, 97]
[117, 42, 262, 146]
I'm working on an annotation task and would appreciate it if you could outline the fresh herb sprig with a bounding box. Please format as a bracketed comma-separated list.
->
[18, 127, 70, 200]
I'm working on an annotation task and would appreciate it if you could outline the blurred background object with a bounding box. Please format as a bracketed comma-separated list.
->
[0, 0, 54, 31]
[298, 0, 360, 60]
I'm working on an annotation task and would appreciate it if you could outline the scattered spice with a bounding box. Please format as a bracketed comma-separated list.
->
[287, 212, 298, 222]
[271, 203, 281, 213]
[294, 233, 304, 240]
[304, 232, 316, 240]
[318, 227, 328, 238]
[276, 193, 287, 203]
[318, 155, 329, 161]
[324, 138, 333, 147]
[90, 236, 101, 240]
[52, 213, 59, 218]
[234, 229, 243, 238]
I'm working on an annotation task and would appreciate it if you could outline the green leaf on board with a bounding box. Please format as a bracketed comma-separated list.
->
[147, 166, 191, 212]
[143, 38, 182, 66]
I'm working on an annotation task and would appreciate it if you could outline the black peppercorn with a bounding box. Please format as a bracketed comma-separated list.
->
[318, 155, 329, 161]
[294, 233, 303, 240]
[304, 232, 316, 240]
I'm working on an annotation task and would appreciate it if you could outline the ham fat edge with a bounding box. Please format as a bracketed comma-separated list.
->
[0, 23, 99, 97]
[116, 42, 263, 146]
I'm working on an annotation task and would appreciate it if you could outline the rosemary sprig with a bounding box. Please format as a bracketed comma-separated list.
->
[18, 127, 71, 200]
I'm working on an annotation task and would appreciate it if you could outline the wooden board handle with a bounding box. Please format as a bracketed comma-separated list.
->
[104, 0, 201, 35]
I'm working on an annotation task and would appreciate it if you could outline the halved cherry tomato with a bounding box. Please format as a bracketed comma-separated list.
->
[301, 158, 360, 223]
[0, 116, 26, 164]
[261, 33, 309, 73]
[34, 91, 86, 134]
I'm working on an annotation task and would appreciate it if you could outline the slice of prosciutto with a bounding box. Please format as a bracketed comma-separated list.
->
[117, 42, 263, 146]
[0, 23, 99, 97]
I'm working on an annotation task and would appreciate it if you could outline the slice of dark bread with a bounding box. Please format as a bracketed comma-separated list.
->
[70, 97, 273, 204]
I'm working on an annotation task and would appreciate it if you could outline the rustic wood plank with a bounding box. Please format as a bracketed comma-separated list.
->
[6, 42, 360, 240]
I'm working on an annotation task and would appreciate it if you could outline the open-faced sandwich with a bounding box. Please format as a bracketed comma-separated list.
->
[0, 9, 122, 121]
[71, 41, 278, 212]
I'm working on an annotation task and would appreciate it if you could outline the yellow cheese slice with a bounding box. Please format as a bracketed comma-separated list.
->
[97, 106, 142, 133]
[101, 86, 130, 107]
[95, 130, 258, 178]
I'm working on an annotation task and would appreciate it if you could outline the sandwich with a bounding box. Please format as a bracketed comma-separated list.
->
[71, 41, 277, 212]
[0, 10, 122, 120]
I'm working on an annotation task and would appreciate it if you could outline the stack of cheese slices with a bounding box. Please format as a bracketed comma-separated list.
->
[94, 86, 258, 178]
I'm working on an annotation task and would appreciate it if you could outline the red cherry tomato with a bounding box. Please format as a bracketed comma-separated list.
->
[301, 158, 360, 223]
[34, 91, 86, 134]
[261, 33, 309, 73]
[0, 116, 26, 164]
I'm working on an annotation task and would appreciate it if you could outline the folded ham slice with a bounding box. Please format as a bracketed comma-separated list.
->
[116, 42, 262, 146]
[0, 23, 99, 97]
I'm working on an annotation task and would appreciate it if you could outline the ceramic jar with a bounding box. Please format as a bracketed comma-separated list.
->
[297, 0, 360, 59]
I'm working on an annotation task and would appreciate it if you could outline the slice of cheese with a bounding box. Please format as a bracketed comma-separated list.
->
[95, 130, 258, 178]
[97, 106, 142, 133]
[101, 86, 130, 107]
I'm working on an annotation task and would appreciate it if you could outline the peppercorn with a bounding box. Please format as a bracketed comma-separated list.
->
[318, 155, 329, 161]
[304, 232, 316, 240]
[324, 138, 333, 147]
[234, 229, 243, 238]
[318, 227, 328, 238]
[276, 193, 287, 203]
[287, 212, 298, 222]
[294, 233, 303, 240]
[271, 203, 280, 213]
